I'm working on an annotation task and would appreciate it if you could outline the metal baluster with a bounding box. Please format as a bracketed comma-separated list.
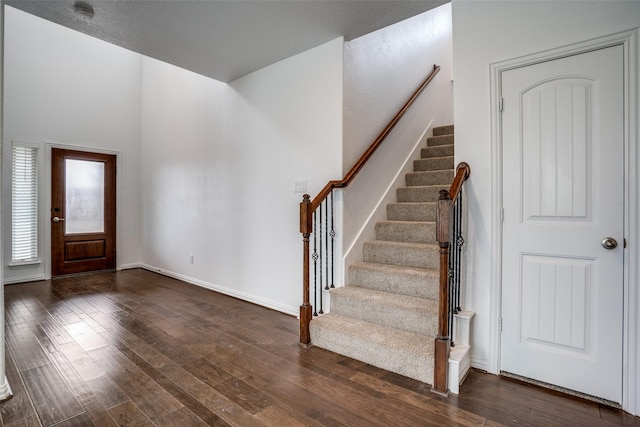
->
[456, 192, 464, 312]
[330, 190, 335, 288]
[450, 191, 466, 347]
[449, 249, 455, 347]
[319, 203, 324, 314]
[324, 198, 329, 291]
[450, 197, 457, 347]
[312, 211, 318, 317]
[452, 196, 458, 315]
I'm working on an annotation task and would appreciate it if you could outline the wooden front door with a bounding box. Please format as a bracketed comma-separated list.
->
[501, 45, 624, 402]
[51, 148, 116, 276]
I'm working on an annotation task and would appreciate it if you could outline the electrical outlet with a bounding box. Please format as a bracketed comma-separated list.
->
[294, 179, 307, 193]
[189, 254, 194, 264]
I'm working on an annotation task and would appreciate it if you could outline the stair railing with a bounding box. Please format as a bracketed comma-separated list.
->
[434, 161, 470, 394]
[299, 64, 441, 345]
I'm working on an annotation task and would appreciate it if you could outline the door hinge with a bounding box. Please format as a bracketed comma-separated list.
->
[499, 97, 504, 112]
[500, 207, 504, 223]
[498, 317, 503, 333]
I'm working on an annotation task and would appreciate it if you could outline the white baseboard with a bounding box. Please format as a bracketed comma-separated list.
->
[0, 376, 13, 401]
[118, 263, 144, 270]
[470, 356, 489, 372]
[139, 264, 299, 317]
[3, 274, 46, 285]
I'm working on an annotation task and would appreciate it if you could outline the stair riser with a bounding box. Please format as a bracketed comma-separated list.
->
[396, 186, 444, 203]
[348, 263, 439, 300]
[310, 318, 434, 384]
[427, 134, 454, 147]
[406, 171, 453, 186]
[375, 222, 436, 243]
[421, 145, 454, 158]
[330, 292, 438, 337]
[386, 203, 436, 222]
[363, 242, 439, 270]
[414, 157, 454, 172]
[433, 125, 454, 136]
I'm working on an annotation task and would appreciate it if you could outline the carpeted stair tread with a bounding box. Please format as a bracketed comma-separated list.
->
[348, 262, 440, 300]
[330, 286, 438, 337]
[309, 313, 434, 384]
[406, 170, 453, 186]
[414, 156, 454, 171]
[364, 240, 439, 270]
[427, 134, 454, 147]
[433, 125, 454, 136]
[422, 144, 454, 159]
[397, 185, 447, 203]
[375, 220, 436, 243]
[310, 124, 455, 387]
[387, 202, 436, 222]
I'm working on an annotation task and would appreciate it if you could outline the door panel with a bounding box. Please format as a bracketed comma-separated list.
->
[522, 78, 592, 220]
[51, 149, 116, 276]
[501, 45, 623, 402]
[521, 255, 592, 352]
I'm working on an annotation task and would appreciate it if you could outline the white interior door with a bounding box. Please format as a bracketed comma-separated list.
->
[501, 45, 624, 403]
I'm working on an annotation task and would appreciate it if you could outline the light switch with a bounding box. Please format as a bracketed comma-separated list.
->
[294, 179, 307, 193]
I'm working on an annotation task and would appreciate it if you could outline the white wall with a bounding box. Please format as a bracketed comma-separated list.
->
[140, 38, 343, 315]
[341, 4, 453, 270]
[452, 0, 640, 389]
[4, 6, 343, 316]
[2, 6, 143, 282]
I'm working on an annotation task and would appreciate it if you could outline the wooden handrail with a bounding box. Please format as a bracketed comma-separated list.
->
[449, 162, 471, 201]
[299, 64, 441, 345]
[308, 64, 441, 212]
[433, 161, 471, 395]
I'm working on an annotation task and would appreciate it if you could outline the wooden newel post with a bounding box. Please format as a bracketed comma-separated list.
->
[299, 194, 313, 345]
[433, 189, 452, 394]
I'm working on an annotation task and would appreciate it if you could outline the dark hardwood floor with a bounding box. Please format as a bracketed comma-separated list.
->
[1, 269, 638, 426]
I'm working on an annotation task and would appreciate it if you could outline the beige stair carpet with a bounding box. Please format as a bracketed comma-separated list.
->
[310, 124, 454, 384]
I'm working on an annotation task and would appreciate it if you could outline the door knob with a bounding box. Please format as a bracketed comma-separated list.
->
[601, 237, 618, 250]
[52, 216, 65, 223]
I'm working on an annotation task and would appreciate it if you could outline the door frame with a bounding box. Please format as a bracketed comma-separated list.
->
[44, 142, 123, 279]
[489, 29, 639, 414]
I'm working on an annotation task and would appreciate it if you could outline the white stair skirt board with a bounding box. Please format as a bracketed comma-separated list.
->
[449, 311, 474, 394]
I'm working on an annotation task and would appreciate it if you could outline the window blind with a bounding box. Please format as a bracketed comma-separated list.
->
[12, 145, 38, 263]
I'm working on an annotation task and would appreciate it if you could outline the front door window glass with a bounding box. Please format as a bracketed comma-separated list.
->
[65, 159, 105, 234]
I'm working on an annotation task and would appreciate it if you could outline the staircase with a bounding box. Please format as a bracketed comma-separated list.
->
[310, 125, 471, 388]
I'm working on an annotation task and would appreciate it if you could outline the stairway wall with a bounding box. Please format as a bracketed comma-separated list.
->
[342, 122, 435, 283]
[344, 4, 453, 172]
[341, 4, 453, 270]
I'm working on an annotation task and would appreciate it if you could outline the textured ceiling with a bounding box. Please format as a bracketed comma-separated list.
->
[6, 0, 448, 82]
